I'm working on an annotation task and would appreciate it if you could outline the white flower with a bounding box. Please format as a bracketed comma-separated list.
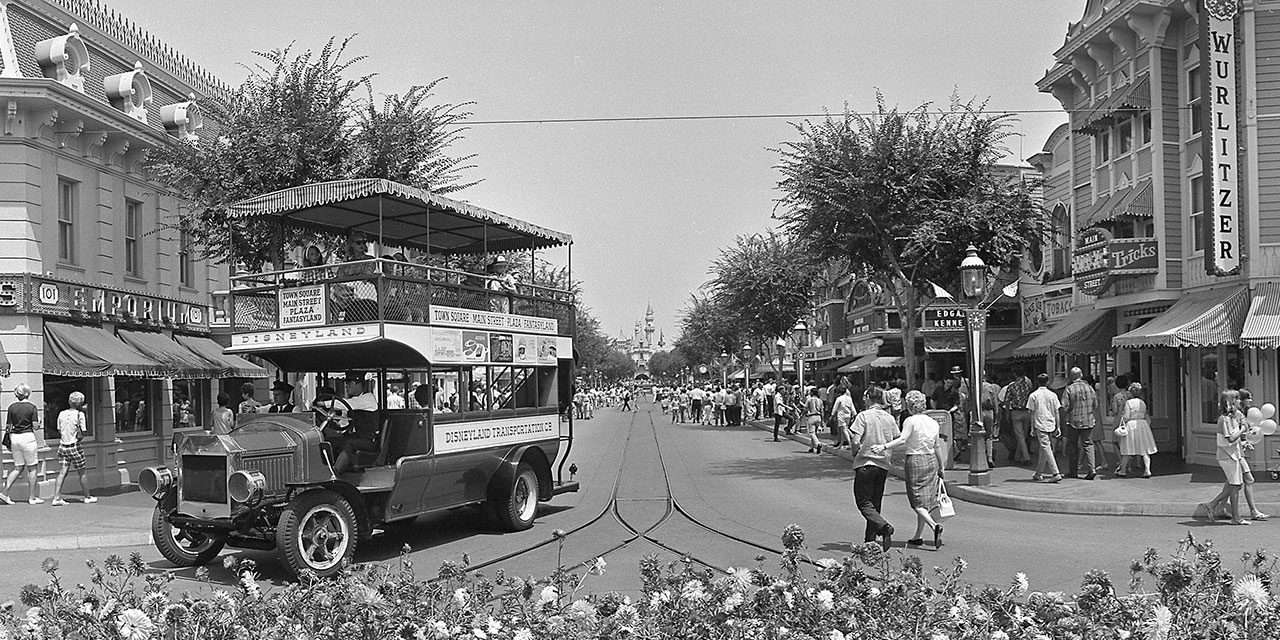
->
[538, 586, 558, 606]
[546, 616, 565, 634]
[360, 586, 386, 608]
[816, 558, 840, 570]
[116, 609, 155, 640]
[828, 631, 846, 640]
[869, 587, 881, 597]
[431, 620, 450, 640]
[486, 617, 501, 635]
[681, 579, 708, 601]
[728, 566, 753, 589]
[649, 590, 672, 608]
[589, 557, 607, 575]
[990, 632, 1009, 640]
[722, 592, 744, 612]
[513, 630, 532, 640]
[783, 590, 795, 608]
[1117, 631, 1131, 640]
[568, 599, 597, 619]
[1144, 605, 1172, 640]
[239, 571, 260, 599]
[1012, 572, 1029, 595]
[1233, 574, 1271, 610]
[454, 587, 470, 605]
[930, 633, 950, 640]
[815, 589, 834, 612]
[471, 629, 486, 640]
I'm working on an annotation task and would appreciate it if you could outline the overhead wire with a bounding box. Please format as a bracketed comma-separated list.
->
[466, 106, 1186, 126]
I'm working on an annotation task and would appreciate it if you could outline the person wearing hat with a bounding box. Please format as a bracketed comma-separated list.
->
[266, 380, 296, 414]
[486, 255, 518, 313]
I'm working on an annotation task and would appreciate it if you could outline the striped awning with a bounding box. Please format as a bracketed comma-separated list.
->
[227, 179, 573, 254]
[1112, 286, 1248, 349]
[1079, 180, 1154, 228]
[924, 334, 966, 353]
[175, 335, 269, 378]
[868, 356, 905, 369]
[1015, 309, 1115, 357]
[1240, 283, 1280, 349]
[1075, 75, 1150, 134]
[119, 330, 222, 379]
[44, 323, 170, 378]
[986, 333, 1039, 362]
[836, 354, 878, 374]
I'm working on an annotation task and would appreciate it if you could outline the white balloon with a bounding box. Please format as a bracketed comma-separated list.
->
[1262, 419, 1278, 437]
[1262, 403, 1277, 420]
[1246, 407, 1264, 425]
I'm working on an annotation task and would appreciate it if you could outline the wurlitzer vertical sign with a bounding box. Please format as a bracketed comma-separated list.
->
[1204, 0, 1241, 276]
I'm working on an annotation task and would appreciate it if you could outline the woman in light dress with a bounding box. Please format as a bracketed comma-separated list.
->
[872, 390, 946, 548]
[1200, 390, 1253, 525]
[1233, 389, 1270, 521]
[1115, 382, 1157, 478]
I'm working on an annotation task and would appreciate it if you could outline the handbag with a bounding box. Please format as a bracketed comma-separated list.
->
[936, 477, 956, 518]
[1114, 423, 1129, 438]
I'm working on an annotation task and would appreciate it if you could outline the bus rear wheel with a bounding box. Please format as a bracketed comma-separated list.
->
[491, 463, 539, 531]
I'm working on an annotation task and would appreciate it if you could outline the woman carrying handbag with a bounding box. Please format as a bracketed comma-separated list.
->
[1114, 382, 1157, 478]
[872, 390, 947, 548]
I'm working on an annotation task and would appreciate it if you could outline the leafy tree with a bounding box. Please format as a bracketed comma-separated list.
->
[708, 233, 818, 379]
[599, 349, 637, 382]
[647, 348, 689, 381]
[146, 36, 477, 270]
[675, 294, 745, 372]
[574, 305, 611, 376]
[774, 94, 1046, 387]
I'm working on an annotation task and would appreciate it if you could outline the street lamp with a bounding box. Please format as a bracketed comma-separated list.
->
[741, 342, 754, 417]
[959, 244, 991, 487]
[719, 350, 730, 387]
[791, 320, 809, 390]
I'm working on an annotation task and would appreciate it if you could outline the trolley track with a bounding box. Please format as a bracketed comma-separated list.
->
[463, 403, 821, 579]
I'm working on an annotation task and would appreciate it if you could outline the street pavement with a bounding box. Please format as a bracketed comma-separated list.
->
[1, 401, 1277, 601]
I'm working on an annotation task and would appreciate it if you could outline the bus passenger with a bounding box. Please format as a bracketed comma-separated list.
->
[486, 255, 518, 313]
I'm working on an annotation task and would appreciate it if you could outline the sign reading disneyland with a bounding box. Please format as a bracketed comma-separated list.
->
[1203, 0, 1241, 276]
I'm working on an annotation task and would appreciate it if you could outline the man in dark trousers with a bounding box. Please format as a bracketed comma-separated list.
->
[848, 386, 900, 550]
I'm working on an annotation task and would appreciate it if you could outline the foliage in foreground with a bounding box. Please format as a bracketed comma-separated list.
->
[1, 527, 1277, 640]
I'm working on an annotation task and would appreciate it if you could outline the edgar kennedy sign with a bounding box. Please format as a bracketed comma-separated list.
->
[1073, 227, 1159, 295]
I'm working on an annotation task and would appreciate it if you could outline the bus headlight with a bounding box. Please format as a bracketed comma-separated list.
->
[138, 467, 173, 500]
[228, 470, 267, 505]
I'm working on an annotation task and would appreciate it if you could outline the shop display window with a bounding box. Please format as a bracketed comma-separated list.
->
[114, 376, 157, 434]
[172, 380, 209, 431]
[42, 375, 94, 441]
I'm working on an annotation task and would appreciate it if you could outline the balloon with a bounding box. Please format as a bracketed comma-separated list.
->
[1262, 419, 1278, 437]
[1246, 427, 1265, 445]
[1246, 407, 1263, 425]
[1262, 403, 1277, 420]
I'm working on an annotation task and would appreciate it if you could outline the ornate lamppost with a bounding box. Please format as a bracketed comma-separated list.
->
[960, 245, 991, 487]
[791, 320, 809, 390]
[740, 342, 754, 418]
[719, 350, 730, 387]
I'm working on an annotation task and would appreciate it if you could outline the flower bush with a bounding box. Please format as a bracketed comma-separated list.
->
[0, 529, 1276, 639]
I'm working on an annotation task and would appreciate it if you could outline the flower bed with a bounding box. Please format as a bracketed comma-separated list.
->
[1, 526, 1276, 639]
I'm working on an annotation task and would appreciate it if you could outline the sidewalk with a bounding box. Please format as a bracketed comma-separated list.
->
[741, 417, 1280, 517]
[0, 487, 154, 551]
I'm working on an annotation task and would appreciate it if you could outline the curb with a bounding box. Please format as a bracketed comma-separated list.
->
[0, 532, 153, 552]
[740, 417, 1280, 518]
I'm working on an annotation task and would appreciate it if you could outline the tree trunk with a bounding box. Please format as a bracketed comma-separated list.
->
[900, 283, 919, 390]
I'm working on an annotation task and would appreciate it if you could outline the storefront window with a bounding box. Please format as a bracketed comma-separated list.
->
[1200, 351, 1219, 424]
[114, 377, 156, 434]
[172, 380, 209, 431]
[43, 376, 94, 440]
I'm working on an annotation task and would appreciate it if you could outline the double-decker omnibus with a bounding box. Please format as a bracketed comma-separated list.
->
[138, 179, 579, 578]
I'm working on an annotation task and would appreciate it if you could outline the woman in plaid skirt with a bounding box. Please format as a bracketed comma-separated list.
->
[873, 390, 946, 547]
[50, 391, 95, 506]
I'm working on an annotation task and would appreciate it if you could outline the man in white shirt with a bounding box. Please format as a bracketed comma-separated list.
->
[1025, 373, 1063, 482]
[688, 386, 707, 423]
[763, 379, 777, 417]
[832, 386, 856, 448]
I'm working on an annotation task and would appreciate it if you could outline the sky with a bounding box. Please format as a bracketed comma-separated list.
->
[108, 0, 1085, 343]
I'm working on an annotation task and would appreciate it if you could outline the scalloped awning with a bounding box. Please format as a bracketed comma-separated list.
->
[1079, 180, 1154, 228]
[1112, 287, 1248, 349]
[227, 179, 572, 254]
[44, 322, 169, 378]
[1074, 75, 1150, 135]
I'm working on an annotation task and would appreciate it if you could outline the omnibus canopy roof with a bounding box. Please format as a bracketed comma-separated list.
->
[227, 179, 573, 254]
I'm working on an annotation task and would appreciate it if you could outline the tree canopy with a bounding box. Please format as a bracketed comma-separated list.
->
[676, 294, 744, 373]
[708, 233, 818, 378]
[773, 94, 1046, 385]
[146, 36, 477, 270]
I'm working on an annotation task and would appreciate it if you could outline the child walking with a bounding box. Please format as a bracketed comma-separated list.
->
[50, 391, 96, 506]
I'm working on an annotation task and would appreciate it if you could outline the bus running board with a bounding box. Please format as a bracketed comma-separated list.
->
[552, 481, 580, 495]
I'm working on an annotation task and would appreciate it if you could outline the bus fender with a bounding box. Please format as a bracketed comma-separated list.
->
[490, 445, 553, 502]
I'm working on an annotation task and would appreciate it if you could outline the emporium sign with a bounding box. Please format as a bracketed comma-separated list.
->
[1204, 0, 1241, 276]
[0, 274, 208, 331]
[428, 305, 558, 335]
[1072, 227, 1159, 296]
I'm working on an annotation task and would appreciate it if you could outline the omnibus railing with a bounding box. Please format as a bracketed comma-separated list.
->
[229, 259, 575, 337]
